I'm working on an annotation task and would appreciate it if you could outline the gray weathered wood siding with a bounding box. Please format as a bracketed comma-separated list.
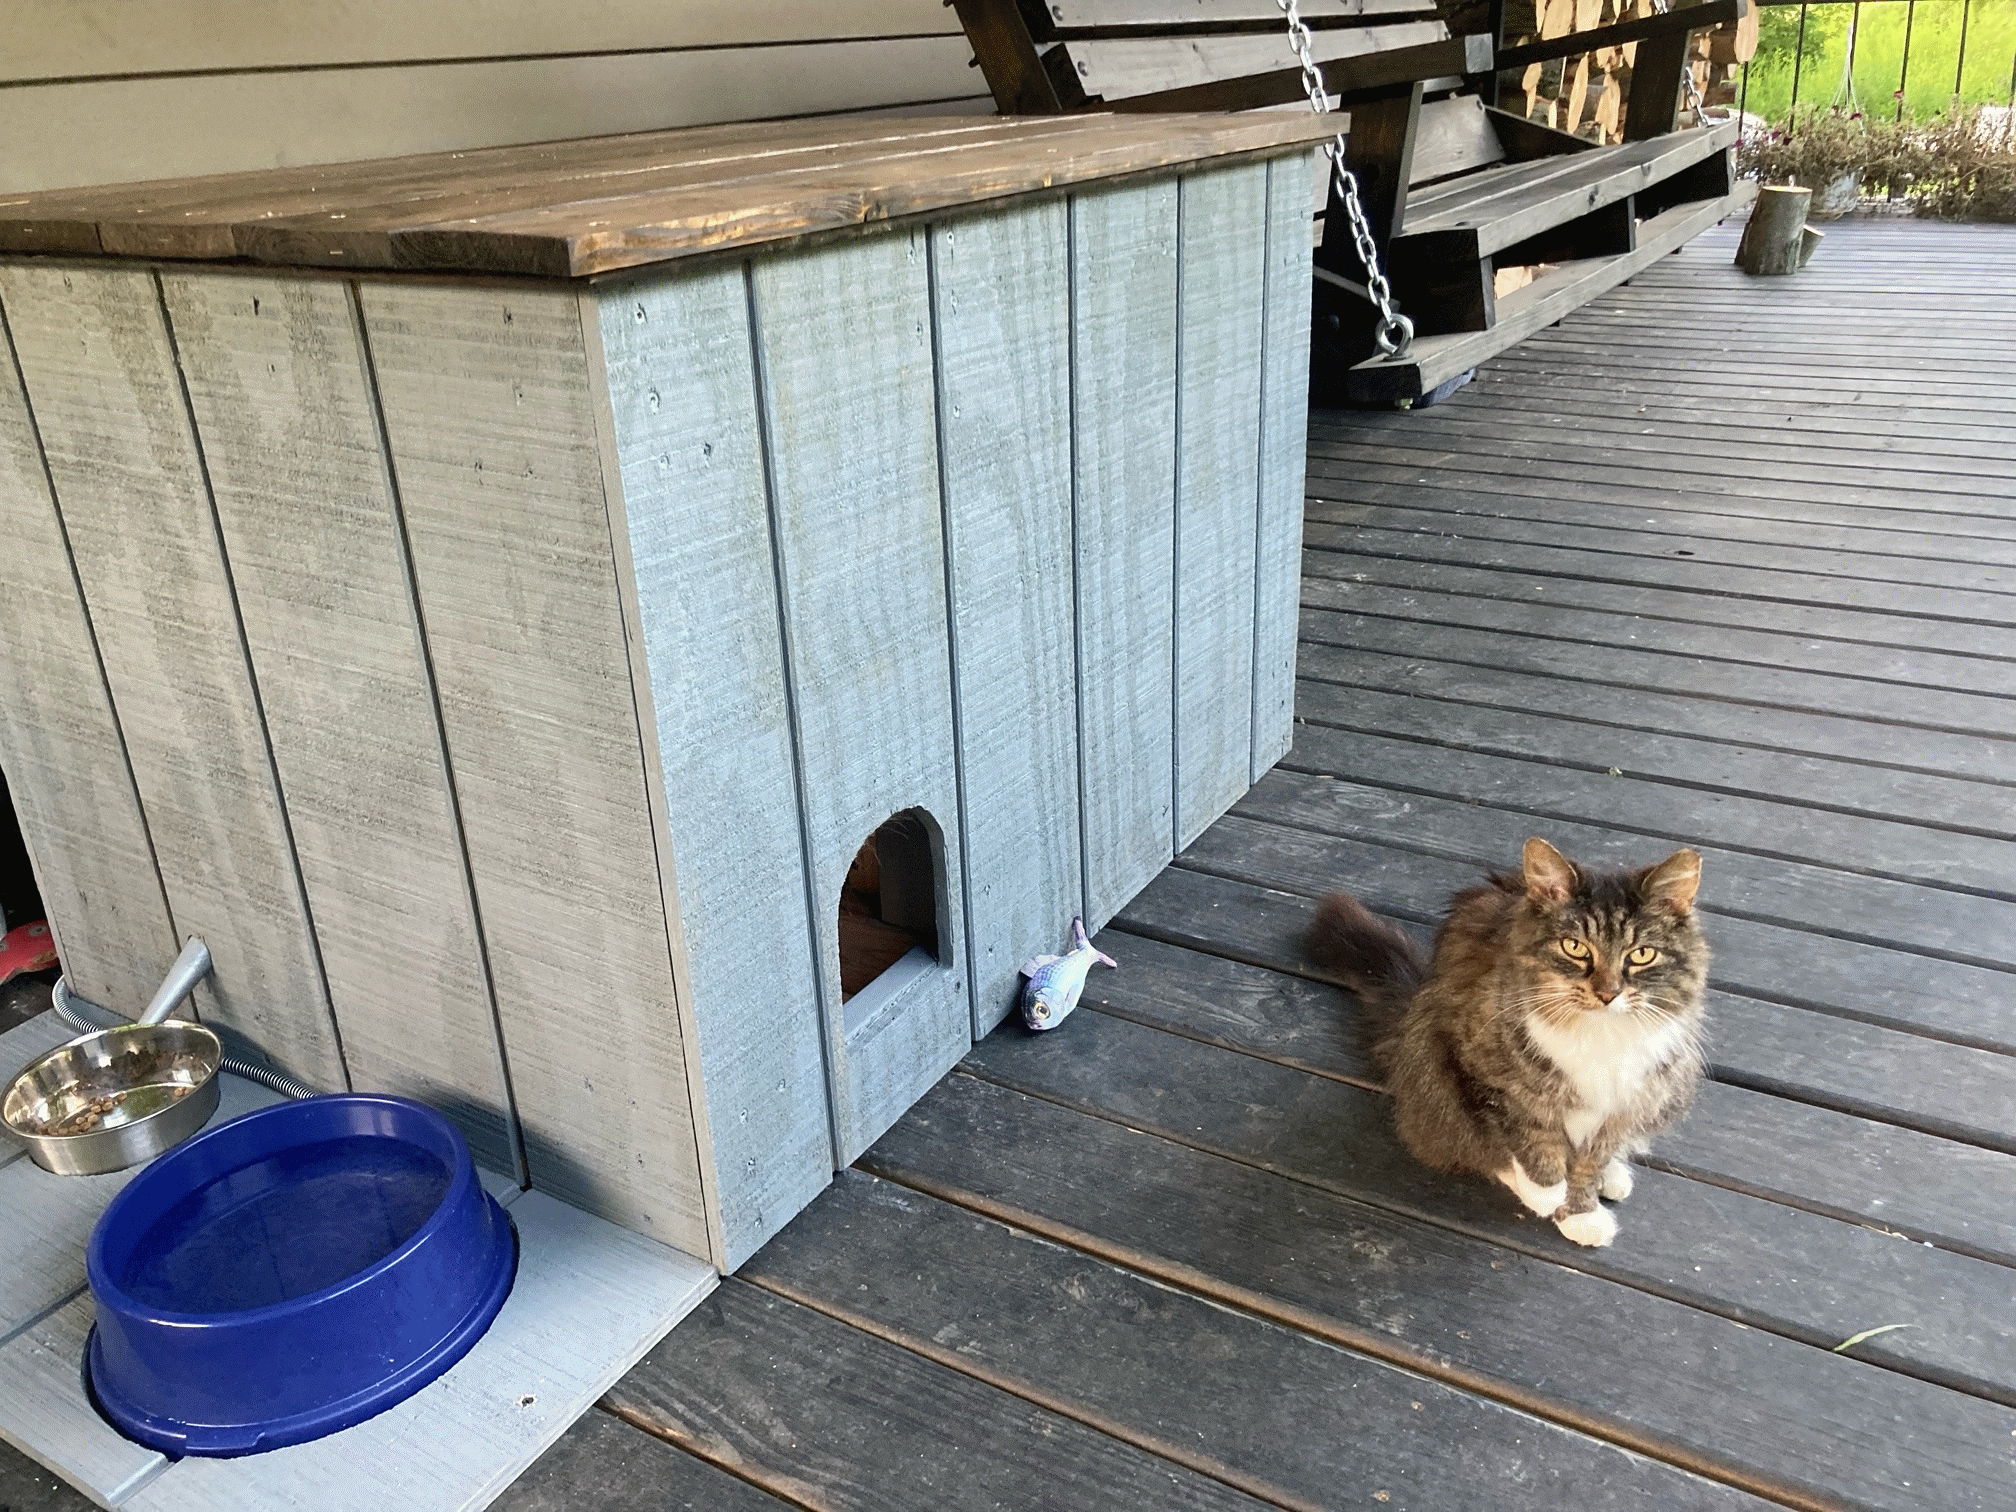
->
[751, 230, 974, 1167]
[591, 265, 831, 1271]
[1071, 181, 1181, 928]
[0, 304, 175, 1015]
[1251, 154, 1316, 779]
[930, 202, 1082, 1036]
[1173, 163, 1270, 852]
[0, 265, 347, 1089]
[357, 282, 709, 1256]
[0, 1, 980, 194]
[157, 272, 520, 1176]
[0, 152, 1309, 1271]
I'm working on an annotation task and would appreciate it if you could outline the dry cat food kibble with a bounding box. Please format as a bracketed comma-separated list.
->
[34, 1083, 192, 1138]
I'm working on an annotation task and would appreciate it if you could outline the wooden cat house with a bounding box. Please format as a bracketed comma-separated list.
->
[0, 112, 1325, 1270]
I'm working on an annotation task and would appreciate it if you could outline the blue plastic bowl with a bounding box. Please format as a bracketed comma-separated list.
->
[85, 1094, 516, 1457]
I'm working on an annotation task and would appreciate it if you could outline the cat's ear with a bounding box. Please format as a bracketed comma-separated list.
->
[1641, 848, 1702, 914]
[1521, 838, 1577, 903]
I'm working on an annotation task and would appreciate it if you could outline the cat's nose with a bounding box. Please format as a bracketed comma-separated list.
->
[1600, 989, 1628, 1011]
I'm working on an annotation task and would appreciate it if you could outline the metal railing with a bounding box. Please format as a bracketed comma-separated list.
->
[1739, 0, 2016, 125]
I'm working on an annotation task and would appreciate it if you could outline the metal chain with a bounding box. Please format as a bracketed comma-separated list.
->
[1652, 0, 1723, 125]
[1276, 0, 1413, 358]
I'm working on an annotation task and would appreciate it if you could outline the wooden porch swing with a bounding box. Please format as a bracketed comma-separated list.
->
[952, 0, 1754, 403]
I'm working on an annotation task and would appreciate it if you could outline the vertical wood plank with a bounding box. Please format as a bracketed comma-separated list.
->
[359, 281, 707, 1255]
[1070, 181, 1180, 927]
[1173, 163, 1269, 850]
[591, 266, 827, 1270]
[0, 288, 175, 1014]
[751, 229, 970, 1163]
[0, 264, 345, 1086]
[158, 271, 518, 1173]
[1250, 153, 1315, 780]
[930, 203, 1082, 1033]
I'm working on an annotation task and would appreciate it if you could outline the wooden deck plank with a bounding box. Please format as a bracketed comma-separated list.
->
[1294, 675, 2015, 838]
[1304, 544, 2016, 661]
[1124, 810, 2016, 1157]
[1298, 614, 2016, 785]
[1302, 602, 2016, 741]
[1257, 731, 2016, 956]
[1114, 860, 2016, 1261]
[1317, 412, 2015, 501]
[1305, 522, 2016, 635]
[1299, 641, 2016, 805]
[1346, 400, 2016, 477]
[490, 1408, 791, 1512]
[1305, 477, 2016, 581]
[0, 1437, 92, 1512]
[1432, 386, 2016, 452]
[1308, 446, 2016, 540]
[1202, 799, 2016, 1056]
[974, 970, 2016, 1408]
[1302, 577, 2016, 704]
[748, 1169, 1776, 1510]
[863, 1074, 2016, 1512]
[1188, 788, 2016, 1067]
[605, 1280, 1280, 1511]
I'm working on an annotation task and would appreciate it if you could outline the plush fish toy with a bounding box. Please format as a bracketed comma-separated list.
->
[1019, 917, 1116, 1032]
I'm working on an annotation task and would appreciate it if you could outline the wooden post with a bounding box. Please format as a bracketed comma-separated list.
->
[1622, 30, 1688, 140]
[1330, 83, 1424, 259]
[1734, 185, 1823, 275]
[949, 0, 1065, 113]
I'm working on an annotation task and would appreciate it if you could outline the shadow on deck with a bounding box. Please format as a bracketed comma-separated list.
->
[15, 214, 2004, 1512]
[522, 215, 2016, 1512]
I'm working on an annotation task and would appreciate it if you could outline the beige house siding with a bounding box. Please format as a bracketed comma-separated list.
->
[1, 1, 985, 192]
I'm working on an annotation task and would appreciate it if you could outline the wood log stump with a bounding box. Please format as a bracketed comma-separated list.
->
[1735, 185, 1823, 275]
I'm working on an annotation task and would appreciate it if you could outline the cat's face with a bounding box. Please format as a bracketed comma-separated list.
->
[1510, 838, 1708, 1022]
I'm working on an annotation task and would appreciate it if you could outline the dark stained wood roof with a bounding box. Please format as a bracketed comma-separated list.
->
[0, 113, 1336, 279]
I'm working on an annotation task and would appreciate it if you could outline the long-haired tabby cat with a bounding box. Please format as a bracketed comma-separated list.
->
[1309, 838, 1708, 1247]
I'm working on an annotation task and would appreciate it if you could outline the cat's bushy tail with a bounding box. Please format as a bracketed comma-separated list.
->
[1307, 893, 1422, 1071]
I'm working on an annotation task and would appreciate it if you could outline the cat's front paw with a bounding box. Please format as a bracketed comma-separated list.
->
[1599, 1158, 1635, 1202]
[1496, 1163, 1567, 1218]
[1554, 1205, 1619, 1247]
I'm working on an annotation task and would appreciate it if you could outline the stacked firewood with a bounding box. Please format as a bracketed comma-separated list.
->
[1442, 0, 1758, 143]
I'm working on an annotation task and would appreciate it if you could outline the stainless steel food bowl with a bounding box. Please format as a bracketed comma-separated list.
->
[3, 1019, 222, 1175]
[2, 938, 222, 1176]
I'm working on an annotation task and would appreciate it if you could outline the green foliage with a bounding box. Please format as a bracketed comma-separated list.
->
[1737, 0, 2016, 124]
[1739, 102, 2016, 220]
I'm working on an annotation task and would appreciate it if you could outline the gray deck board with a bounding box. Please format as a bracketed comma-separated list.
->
[506, 216, 2016, 1512]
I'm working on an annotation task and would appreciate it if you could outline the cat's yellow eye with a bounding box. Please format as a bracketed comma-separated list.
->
[1559, 937, 1591, 959]
[1627, 946, 1659, 966]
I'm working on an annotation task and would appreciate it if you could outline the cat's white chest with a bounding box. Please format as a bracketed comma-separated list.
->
[1523, 1010, 1692, 1147]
